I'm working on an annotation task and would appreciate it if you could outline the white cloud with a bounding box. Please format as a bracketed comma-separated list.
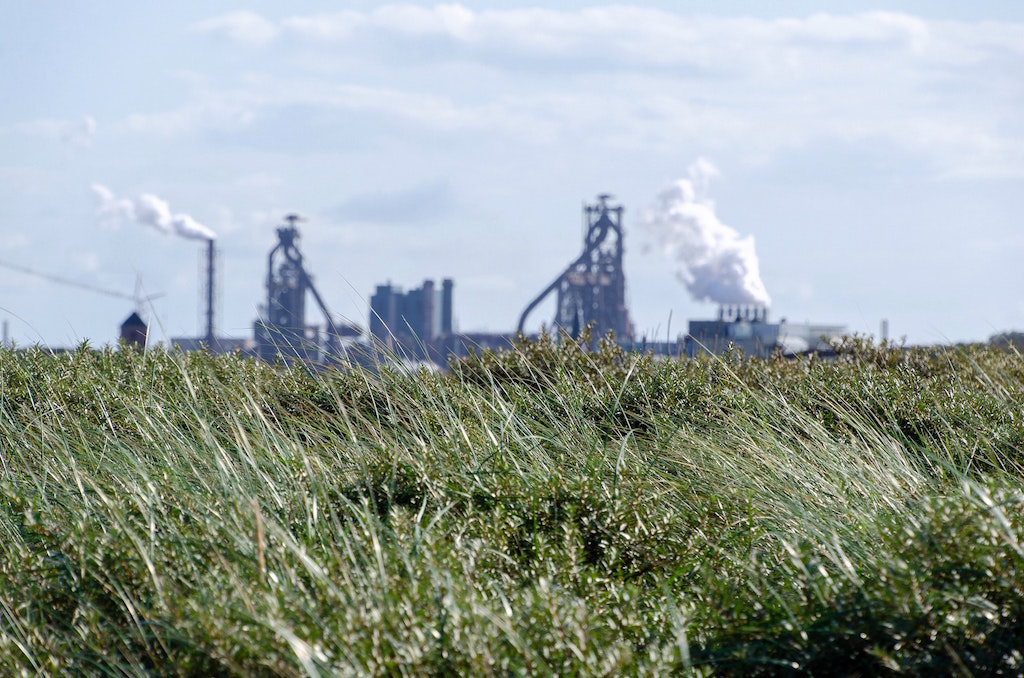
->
[233, 172, 283, 190]
[124, 103, 254, 137]
[775, 12, 930, 50]
[0, 166, 59, 196]
[62, 115, 97, 147]
[193, 11, 280, 47]
[171, 7, 1024, 177]
[199, 7, 950, 68]
[72, 251, 101, 273]
[2, 115, 97, 147]
[284, 5, 476, 42]
[0, 233, 30, 252]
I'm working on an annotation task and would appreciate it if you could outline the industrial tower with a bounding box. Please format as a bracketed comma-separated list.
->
[518, 194, 633, 342]
[254, 214, 343, 363]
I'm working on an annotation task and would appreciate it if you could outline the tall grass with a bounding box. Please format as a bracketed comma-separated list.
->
[1, 335, 1022, 675]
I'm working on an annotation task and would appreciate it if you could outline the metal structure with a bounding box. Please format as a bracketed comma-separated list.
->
[199, 238, 218, 346]
[518, 194, 633, 342]
[0, 258, 164, 312]
[255, 214, 342, 363]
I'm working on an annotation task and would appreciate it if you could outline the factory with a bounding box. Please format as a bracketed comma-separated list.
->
[684, 305, 846, 358]
[518, 194, 633, 343]
[369, 278, 454, 361]
[3, 193, 848, 364]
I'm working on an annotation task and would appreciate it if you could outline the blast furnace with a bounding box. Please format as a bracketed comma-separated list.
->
[518, 194, 633, 342]
[254, 214, 353, 364]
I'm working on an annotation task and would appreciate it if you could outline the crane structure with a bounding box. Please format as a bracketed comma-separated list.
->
[254, 214, 343, 364]
[0, 258, 164, 313]
[518, 194, 633, 342]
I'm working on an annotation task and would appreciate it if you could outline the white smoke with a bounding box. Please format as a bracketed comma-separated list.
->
[641, 159, 771, 307]
[92, 183, 135, 226]
[91, 184, 217, 240]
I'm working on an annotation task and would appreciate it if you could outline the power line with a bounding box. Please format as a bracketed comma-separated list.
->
[0, 258, 164, 307]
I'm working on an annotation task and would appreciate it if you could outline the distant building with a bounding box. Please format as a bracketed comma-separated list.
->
[370, 278, 454, 359]
[120, 312, 148, 350]
[685, 305, 846, 358]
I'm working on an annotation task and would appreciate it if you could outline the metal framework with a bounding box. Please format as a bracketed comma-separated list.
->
[256, 214, 341, 362]
[518, 194, 633, 341]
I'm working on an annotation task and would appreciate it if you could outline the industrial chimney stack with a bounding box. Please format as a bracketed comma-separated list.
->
[201, 238, 217, 347]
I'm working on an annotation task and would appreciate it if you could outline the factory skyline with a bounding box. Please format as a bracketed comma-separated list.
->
[5, 192, 851, 367]
[3, 3, 1022, 348]
[154, 194, 848, 366]
[0, 181, 1010, 355]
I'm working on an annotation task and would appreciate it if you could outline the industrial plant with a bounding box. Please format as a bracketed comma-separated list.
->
[4, 193, 850, 364]
[518, 194, 633, 343]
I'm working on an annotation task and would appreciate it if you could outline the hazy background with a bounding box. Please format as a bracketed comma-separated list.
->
[2, 1, 1022, 347]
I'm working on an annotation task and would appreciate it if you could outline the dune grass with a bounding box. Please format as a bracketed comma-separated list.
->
[1, 334, 1023, 675]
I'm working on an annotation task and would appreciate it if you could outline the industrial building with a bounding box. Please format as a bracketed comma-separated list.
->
[369, 278, 453, 359]
[119, 312, 148, 349]
[250, 215, 362, 365]
[685, 305, 846, 358]
[518, 194, 634, 343]
[168, 202, 847, 367]
[3, 194, 854, 365]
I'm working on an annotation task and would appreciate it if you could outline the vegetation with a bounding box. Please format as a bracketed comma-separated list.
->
[1, 334, 1023, 676]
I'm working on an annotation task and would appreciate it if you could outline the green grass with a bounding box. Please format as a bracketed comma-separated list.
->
[1, 334, 1023, 675]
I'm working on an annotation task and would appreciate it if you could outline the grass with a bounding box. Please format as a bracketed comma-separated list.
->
[1, 333, 1023, 675]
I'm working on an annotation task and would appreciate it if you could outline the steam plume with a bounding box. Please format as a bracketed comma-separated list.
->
[641, 159, 770, 307]
[91, 183, 217, 240]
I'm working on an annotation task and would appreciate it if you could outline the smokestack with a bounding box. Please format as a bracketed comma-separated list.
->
[641, 159, 771, 308]
[205, 238, 215, 346]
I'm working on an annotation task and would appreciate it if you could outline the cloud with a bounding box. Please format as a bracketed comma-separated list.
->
[130, 79, 559, 147]
[61, 115, 97, 147]
[0, 166, 59, 197]
[193, 11, 279, 47]
[777, 12, 929, 50]
[233, 172, 283, 189]
[197, 7, 942, 68]
[3, 115, 97, 147]
[0, 233, 30, 252]
[72, 251, 101, 273]
[174, 7, 1024, 177]
[125, 103, 254, 137]
[331, 181, 456, 225]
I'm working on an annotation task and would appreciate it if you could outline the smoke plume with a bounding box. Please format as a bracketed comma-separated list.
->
[641, 159, 770, 307]
[91, 183, 217, 240]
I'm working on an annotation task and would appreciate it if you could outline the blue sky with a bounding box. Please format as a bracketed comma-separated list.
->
[2, 1, 1022, 347]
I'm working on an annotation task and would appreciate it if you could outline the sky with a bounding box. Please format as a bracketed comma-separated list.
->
[1, 1, 1022, 348]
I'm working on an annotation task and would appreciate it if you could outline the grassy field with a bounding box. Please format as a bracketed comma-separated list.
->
[1, 334, 1023, 676]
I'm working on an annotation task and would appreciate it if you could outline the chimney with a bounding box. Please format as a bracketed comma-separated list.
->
[204, 238, 216, 346]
